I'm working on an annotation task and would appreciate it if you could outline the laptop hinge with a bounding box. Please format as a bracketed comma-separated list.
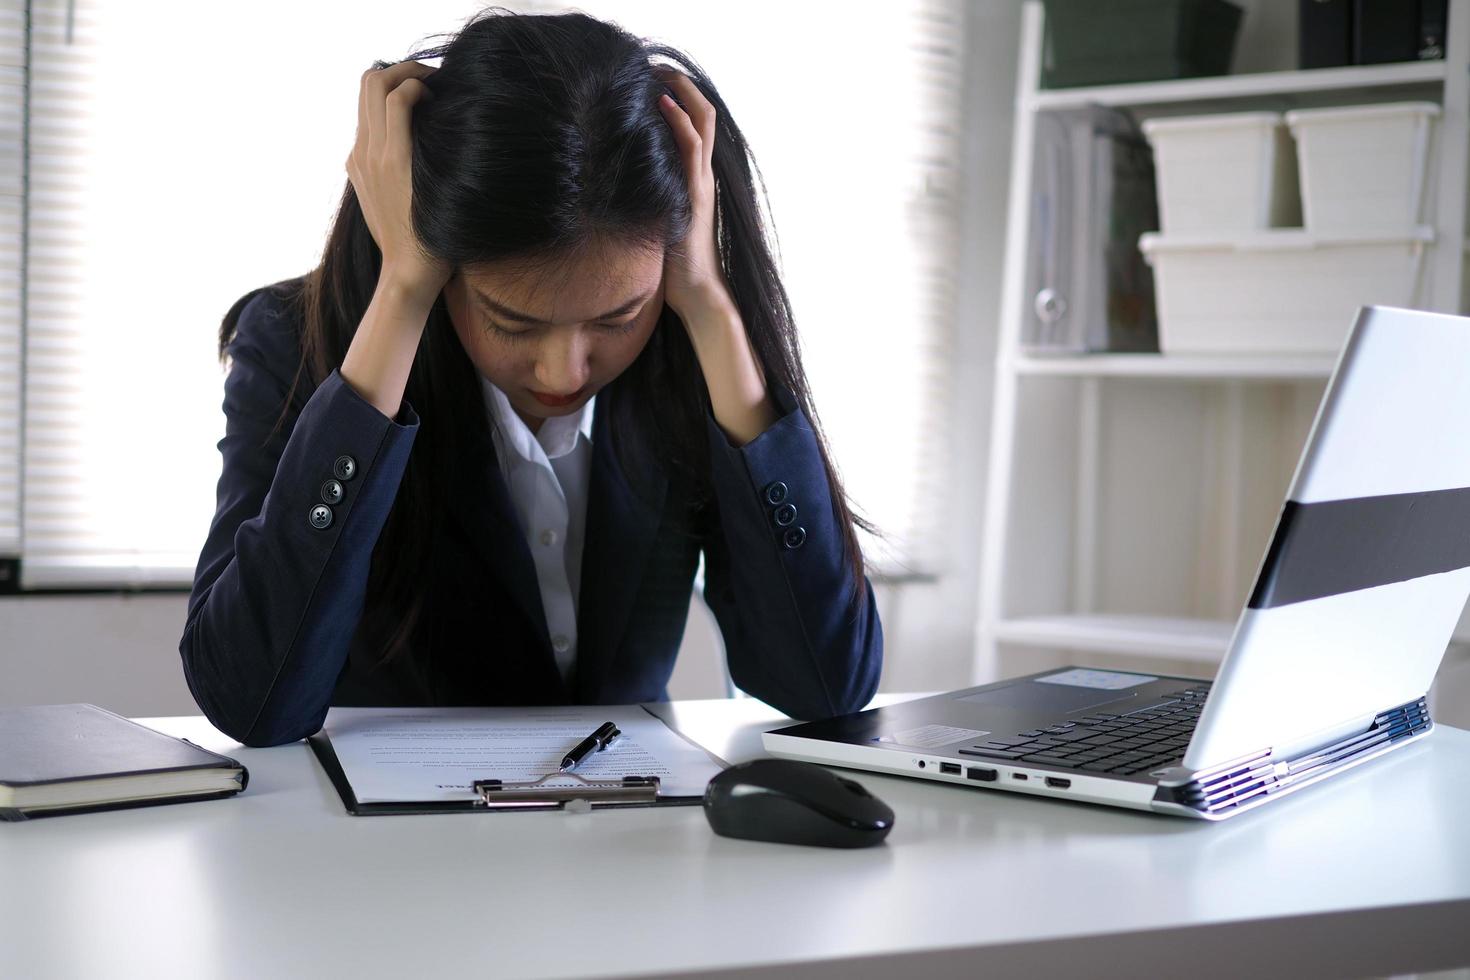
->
[1153, 695, 1432, 817]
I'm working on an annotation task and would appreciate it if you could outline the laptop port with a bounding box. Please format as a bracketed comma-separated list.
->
[1012, 773, 1028, 781]
[966, 766, 997, 782]
[940, 762, 961, 775]
[1045, 777, 1071, 789]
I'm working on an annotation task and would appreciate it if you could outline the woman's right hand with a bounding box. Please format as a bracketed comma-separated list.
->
[347, 60, 451, 309]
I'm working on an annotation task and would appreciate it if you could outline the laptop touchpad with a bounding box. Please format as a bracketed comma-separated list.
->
[956, 682, 1135, 715]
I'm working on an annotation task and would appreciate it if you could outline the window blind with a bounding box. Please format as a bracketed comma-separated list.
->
[0, 0, 22, 570]
[26, 0, 107, 587]
[23, 0, 237, 588]
[15, 0, 964, 588]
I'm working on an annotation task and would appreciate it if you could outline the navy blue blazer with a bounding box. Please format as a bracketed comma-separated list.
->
[180, 284, 883, 748]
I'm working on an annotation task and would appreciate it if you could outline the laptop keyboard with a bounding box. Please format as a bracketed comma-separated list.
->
[957, 684, 1213, 776]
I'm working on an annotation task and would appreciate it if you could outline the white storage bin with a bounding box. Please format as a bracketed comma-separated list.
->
[1284, 101, 1440, 232]
[1142, 111, 1301, 234]
[1138, 228, 1434, 354]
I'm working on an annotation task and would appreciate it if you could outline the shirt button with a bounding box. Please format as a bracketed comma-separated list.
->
[551, 634, 571, 654]
[333, 455, 357, 481]
[763, 480, 789, 506]
[320, 479, 344, 505]
[540, 528, 559, 547]
[308, 504, 334, 530]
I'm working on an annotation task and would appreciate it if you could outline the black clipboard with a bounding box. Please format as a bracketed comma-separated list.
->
[306, 707, 723, 816]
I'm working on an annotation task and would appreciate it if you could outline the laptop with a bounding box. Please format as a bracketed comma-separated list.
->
[764, 305, 1466, 821]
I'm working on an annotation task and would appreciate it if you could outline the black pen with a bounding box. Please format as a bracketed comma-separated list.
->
[560, 721, 620, 772]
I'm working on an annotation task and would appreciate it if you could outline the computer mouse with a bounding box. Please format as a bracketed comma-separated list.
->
[703, 758, 895, 848]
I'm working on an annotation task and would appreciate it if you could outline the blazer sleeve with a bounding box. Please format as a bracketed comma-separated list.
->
[699, 384, 883, 719]
[179, 289, 420, 747]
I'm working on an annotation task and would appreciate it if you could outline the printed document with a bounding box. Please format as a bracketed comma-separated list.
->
[322, 705, 727, 803]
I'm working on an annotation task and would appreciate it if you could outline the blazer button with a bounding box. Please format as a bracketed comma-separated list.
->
[333, 455, 358, 481]
[308, 504, 334, 530]
[763, 480, 788, 506]
[321, 479, 344, 505]
[783, 526, 806, 550]
[773, 502, 798, 527]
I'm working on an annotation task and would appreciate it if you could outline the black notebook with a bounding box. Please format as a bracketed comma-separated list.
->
[0, 703, 249, 821]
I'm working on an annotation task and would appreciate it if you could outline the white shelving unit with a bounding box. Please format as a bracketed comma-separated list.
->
[1027, 59, 1449, 111]
[973, 1, 1470, 683]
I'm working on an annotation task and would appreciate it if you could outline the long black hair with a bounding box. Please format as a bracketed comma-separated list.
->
[218, 6, 871, 668]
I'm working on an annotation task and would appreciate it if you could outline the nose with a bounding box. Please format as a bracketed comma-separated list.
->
[533, 329, 591, 395]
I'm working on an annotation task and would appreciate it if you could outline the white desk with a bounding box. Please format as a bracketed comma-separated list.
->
[2, 694, 1468, 980]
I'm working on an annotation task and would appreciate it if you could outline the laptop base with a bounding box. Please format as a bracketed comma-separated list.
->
[762, 669, 1433, 822]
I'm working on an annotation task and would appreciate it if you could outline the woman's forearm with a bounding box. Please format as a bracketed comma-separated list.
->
[339, 272, 437, 419]
[682, 296, 779, 446]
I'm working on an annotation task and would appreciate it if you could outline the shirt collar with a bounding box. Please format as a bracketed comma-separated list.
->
[480, 375, 594, 463]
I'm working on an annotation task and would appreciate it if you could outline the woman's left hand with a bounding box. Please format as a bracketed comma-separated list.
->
[654, 66, 737, 322]
[653, 65, 777, 445]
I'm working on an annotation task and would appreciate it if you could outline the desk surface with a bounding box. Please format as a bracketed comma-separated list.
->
[2, 694, 1468, 980]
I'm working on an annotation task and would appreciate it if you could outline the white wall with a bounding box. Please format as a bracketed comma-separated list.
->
[2, 594, 196, 716]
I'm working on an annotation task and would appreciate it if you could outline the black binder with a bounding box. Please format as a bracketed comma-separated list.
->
[0, 703, 249, 821]
[308, 723, 715, 816]
[1300, 0, 1353, 69]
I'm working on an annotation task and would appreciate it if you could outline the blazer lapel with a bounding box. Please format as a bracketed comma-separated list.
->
[574, 394, 667, 703]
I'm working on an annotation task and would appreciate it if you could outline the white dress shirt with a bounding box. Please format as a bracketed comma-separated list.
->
[480, 377, 594, 685]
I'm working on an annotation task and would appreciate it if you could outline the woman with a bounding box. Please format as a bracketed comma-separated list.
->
[180, 7, 882, 748]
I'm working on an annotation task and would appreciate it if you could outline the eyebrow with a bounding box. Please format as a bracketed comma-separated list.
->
[470, 287, 653, 325]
